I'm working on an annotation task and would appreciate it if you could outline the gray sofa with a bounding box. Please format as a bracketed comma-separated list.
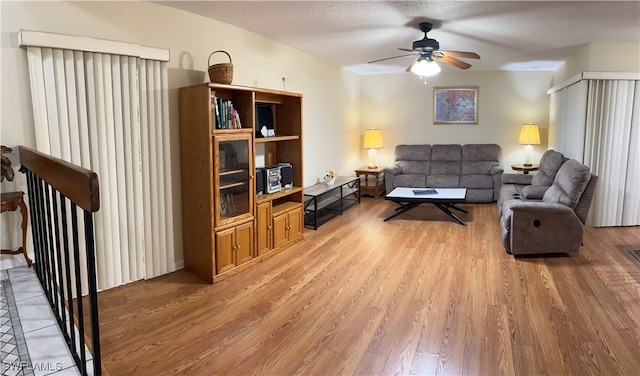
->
[384, 144, 503, 202]
[499, 149, 598, 255]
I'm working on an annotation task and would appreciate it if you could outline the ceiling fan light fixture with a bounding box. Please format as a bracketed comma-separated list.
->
[410, 58, 441, 77]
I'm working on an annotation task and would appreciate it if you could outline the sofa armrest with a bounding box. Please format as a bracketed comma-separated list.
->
[490, 166, 504, 175]
[384, 166, 402, 175]
[501, 173, 532, 185]
[504, 201, 584, 255]
[383, 165, 402, 195]
[490, 166, 505, 202]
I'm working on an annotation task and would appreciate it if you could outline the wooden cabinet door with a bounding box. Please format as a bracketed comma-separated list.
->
[273, 207, 303, 249]
[213, 133, 254, 228]
[287, 207, 303, 242]
[235, 221, 254, 265]
[256, 202, 272, 256]
[272, 213, 288, 249]
[215, 227, 235, 274]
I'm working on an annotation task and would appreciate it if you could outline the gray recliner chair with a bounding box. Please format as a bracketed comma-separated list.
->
[498, 149, 567, 216]
[499, 158, 598, 255]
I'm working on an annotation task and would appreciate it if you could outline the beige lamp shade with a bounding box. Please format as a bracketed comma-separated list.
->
[363, 129, 383, 169]
[518, 124, 541, 145]
[363, 129, 384, 149]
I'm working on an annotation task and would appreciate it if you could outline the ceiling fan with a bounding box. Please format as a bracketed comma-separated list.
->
[369, 22, 480, 75]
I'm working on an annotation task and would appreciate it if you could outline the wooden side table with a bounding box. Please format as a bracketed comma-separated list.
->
[1, 191, 32, 266]
[354, 166, 385, 198]
[511, 164, 539, 174]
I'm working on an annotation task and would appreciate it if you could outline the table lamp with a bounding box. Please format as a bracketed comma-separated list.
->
[363, 129, 383, 169]
[518, 123, 540, 166]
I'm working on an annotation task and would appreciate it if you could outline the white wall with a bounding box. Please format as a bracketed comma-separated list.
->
[552, 43, 640, 86]
[359, 70, 554, 171]
[0, 1, 359, 268]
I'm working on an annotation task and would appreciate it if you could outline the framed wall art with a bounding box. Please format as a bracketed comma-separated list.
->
[434, 87, 478, 124]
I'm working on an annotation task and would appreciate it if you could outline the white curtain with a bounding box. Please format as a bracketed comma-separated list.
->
[20, 31, 174, 290]
[583, 80, 640, 227]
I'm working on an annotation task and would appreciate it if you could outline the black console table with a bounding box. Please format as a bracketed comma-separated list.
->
[303, 176, 360, 229]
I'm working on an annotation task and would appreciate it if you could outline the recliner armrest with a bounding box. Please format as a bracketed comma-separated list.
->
[521, 185, 548, 199]
[504, 201, 584, 255]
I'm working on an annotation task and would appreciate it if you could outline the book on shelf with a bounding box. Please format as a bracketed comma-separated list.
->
[211, 93, 243, 130]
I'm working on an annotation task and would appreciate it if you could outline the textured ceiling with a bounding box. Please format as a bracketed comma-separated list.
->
[155, 1, 640, 74]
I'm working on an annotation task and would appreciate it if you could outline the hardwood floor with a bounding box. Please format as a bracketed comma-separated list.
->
[97, 199, 640, 375]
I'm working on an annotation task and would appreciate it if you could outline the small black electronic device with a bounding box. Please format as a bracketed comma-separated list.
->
[279, 163, 293, 188]
[255, 167, 265, 195]
[265, 165, 282, 194]
[255, 103, 275, 138]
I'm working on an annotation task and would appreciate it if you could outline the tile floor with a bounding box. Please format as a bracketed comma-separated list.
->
[1, 266, 86, 375]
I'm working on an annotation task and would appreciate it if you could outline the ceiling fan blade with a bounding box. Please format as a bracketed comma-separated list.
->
[436, 55, 472, 70]
[368, 53, 416, 64]
[438, 50, 480, 59]
[398, 48, 415, 52]
[405, 57, 419, 72]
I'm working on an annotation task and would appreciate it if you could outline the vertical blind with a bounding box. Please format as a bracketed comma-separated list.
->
[583, 80, 640, 227]
[19, 30, 174, 290]
[549, 74, 639, 227]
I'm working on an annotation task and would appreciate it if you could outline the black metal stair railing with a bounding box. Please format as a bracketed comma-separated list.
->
[18, 146, 101, 376]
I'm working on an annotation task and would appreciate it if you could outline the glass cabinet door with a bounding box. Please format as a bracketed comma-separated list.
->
[214, 133, 254, 226]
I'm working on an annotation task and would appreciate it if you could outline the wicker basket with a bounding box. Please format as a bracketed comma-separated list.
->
[207, 50, 233, 84]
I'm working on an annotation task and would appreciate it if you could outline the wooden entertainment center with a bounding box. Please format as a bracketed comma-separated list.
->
[179, 83, 304, 283]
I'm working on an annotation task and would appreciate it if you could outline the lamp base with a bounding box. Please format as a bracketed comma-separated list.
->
[523, 144, 533, 167]
[368, 148, 378, 169]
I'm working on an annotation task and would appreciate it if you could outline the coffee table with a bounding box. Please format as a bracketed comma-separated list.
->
[384, 187, 468, 225]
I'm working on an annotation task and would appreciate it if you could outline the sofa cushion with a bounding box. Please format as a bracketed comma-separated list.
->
[500, 184, 523, 199]
[427, 175, 459, 187]
[431, 161, 460, 175]
[497, 184, 546, 217]
[542, 159, 592, 208]
[460, 174, 494, 189]
[395, 144, 431, 161]
[532, 149, 566, 186]
[430, 145, 461, 176]
[462, 161, 498, 175]
[462, 144, 500, 162]
[394, 174, 427, 188]
[397, 160, 430, 175]
[431, 144, 462, 161]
